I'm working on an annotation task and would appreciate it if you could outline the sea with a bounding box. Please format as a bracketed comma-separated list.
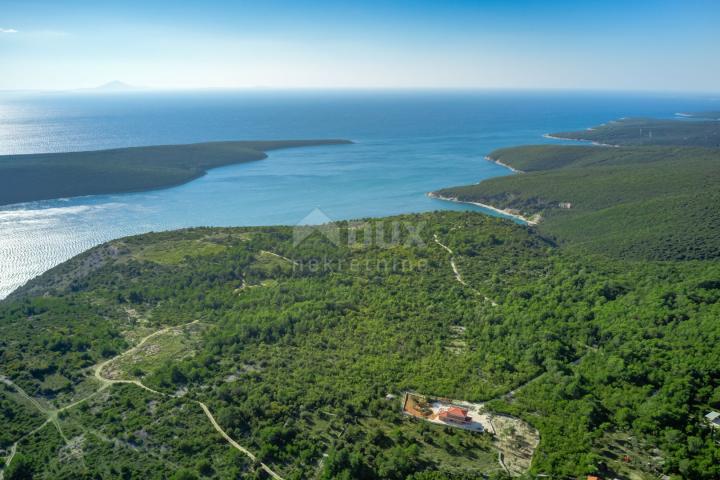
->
[0, 89, 717, 298]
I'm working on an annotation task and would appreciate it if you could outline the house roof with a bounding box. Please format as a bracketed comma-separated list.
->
[446, 406, 468, 417]
[705, 411, 720, 422]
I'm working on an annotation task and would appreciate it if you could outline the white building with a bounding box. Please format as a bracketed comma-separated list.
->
[705, 411, 720, 428]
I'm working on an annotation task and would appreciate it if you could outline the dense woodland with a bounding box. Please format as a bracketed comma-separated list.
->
[0, 140, 351, 206]
[552, 117, 720, 147]
[1, 211, 720, 479]
[435, 119, 720, 261]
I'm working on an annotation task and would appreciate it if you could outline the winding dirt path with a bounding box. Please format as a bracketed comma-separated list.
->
[260, 250, 298, 265]
[433, 234, 498, 306]
[93, 320, 198, 389]
[92, 321, 284, 478]
[197, 401, 284, 480]
[0, 443, 17, 480]
[0, 408, 51, 480]
[0, 375, 69, 453]
[0, 376, 48, 414]
[2, 319, 285, 479]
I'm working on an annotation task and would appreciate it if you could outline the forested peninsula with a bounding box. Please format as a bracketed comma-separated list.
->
[0, 140, 352, 206]
[433, 118, 720, 261]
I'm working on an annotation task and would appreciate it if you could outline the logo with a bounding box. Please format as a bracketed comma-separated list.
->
[293, 208, 341, 246]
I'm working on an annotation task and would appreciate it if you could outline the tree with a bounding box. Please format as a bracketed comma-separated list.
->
[170, 469, 199, 480]
[6, 453, 34, 480]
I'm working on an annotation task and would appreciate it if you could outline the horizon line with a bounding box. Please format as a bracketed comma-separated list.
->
[2, 85, 720, 96]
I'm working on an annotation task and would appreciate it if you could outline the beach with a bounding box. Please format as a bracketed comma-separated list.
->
[484, 155, 523, 173]
[427, 192, 540, 226]
[542, 133, 619, 148]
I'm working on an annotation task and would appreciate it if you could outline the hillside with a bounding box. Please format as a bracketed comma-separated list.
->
[2, 211, 720, 480]
[0, 140, 352, 206]
[434, 119, 720, 261]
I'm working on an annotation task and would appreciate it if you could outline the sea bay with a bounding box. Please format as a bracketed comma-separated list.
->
[0, 89, 715, 297]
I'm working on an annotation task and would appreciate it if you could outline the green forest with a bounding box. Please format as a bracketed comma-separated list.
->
[551, 117, 720, 147]
[2, 211, 720, 479]
[0, 139, 351, 206]
[435, 120, 720, 261]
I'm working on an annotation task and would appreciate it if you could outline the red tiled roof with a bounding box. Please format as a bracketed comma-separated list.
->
[447, 406, 468, 417]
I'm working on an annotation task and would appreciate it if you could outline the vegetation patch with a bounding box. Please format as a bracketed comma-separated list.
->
[134, 239, 227, 265]
[101, 322, 206, 381]
[402, 392, 539, 476]
[552, 117, 720, 147]
[0, 139, 352, 206]
[2, 211, 720, 479]
[434, 118, 720, 261]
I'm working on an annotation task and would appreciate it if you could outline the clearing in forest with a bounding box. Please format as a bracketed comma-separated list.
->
[402, 392, 539, 476]
[100, 321, 206, 382]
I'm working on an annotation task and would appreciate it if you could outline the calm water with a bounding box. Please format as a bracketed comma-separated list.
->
[0, 90, 717, 298]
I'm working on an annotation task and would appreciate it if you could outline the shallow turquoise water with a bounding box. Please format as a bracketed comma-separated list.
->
[0, 90, 716, 297]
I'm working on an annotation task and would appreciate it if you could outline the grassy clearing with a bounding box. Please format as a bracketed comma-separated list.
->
[133, 239, 227, 265]
[101, 322, 207, 381]
[594, 431, 664, 480]
[402, 392, 539, 476]
[247, 251, 295, 277]
[363, 416, 503, 476]
[490, 413, 540, 475]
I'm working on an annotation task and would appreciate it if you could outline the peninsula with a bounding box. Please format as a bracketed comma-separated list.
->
[431, 117, 720, 261]
[0, 139, 352, 206]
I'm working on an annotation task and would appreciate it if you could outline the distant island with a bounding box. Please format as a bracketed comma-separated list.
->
[91, 80, 138, 91]
[0, 140, 352, 206]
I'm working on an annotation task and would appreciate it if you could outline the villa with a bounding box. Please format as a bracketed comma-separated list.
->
[438, 406, 471, 424]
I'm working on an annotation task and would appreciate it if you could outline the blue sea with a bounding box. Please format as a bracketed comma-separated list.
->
[0, 89, 717, 298]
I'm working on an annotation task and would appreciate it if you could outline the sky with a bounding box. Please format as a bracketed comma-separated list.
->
[1, 0, 719, 92]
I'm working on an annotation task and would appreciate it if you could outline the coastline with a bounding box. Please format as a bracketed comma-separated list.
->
[427, 192, 539, 226]
[542, 133, 618, 148]
[676, 112, 720, 120]
[485, 155, 523, 173]
[0, 139, 353, 208]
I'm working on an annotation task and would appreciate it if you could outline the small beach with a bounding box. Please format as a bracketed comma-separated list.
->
[485, 155, 523, 173]
[542, 133, 619, 147]
[427, 192, 539, 226]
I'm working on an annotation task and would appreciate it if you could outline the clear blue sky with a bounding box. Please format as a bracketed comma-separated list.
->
[1, 0, 718, 91]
